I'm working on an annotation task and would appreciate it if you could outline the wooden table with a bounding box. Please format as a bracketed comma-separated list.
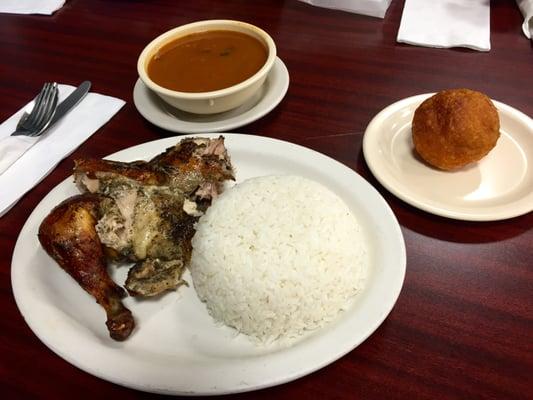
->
[1, 1, 531, 399]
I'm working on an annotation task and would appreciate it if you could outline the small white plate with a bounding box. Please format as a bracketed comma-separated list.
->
[133, 57, 289, 133]
[363, 94, 533, 221]
[12, 133, 405, 395]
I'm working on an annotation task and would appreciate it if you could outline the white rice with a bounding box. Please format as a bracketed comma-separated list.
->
[189, 175, 368, 343]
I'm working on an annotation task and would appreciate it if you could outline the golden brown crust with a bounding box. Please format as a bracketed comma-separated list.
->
[412, 88, 500, 170]
[38, 194, 135, 341]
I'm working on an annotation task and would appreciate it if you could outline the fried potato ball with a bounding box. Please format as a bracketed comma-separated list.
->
[412, 88, 500, 171]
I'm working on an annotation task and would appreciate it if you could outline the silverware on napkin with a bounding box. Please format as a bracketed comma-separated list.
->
[0, 82, 125, 218]
[0, 81, 91, 175]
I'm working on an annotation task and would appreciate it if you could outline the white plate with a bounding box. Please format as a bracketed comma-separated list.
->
[12, 133, 405, 395]
[133, 57, 289, 133]
[363, 94, 533, 221]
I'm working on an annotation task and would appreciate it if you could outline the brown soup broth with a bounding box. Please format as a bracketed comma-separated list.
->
[147, 30, 268, 93]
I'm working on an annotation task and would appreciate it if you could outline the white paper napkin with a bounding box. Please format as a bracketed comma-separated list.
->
[298, 0, 392, 18]
[0, 0, 65, 15]
[0, 135, 38, 175]
[0, 84, 125, 217]
[397, 0, 491, 51]
[517, 0, 533, 39]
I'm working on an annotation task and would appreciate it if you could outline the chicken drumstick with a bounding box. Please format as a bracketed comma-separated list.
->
[38, 193, 134, 341]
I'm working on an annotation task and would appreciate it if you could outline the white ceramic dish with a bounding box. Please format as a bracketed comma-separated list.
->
[12, 133, 406, 395]
[137, 20, 276, 114]
[363, 94, 533, 221]
[133, 57, 289, 133]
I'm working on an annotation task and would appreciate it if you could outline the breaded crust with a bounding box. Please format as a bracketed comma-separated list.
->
[412, 88, 500, 170]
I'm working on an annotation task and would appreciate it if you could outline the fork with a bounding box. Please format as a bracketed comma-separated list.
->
[11, 82, 59, 137]
[0, 82, 60, 175]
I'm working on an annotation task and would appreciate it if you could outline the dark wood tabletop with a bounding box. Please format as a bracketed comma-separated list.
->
[1, 1, 532, 399]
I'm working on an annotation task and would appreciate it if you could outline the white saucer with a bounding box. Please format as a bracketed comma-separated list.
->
[133, 57, 289, 133]
[363, 94, 533, 221]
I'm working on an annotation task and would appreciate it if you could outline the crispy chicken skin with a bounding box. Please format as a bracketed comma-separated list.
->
[74, 137, 234, 195]
[38, 193, 134, 341]
[38, 136, 234, 340]
[72, 136, 234, 297]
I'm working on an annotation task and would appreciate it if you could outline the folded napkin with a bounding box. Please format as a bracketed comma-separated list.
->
[0, 0, 65, 15]
[298, 0, 392, 18]
[397, 0, 491, 51]
[517, 0, 533, 39]
[0, 84, 125, 217]
[0, 134, 38, 175]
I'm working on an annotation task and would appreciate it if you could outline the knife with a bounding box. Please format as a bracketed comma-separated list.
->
[48, 80, 91, 126]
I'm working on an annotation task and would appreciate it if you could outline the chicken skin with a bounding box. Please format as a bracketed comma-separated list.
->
[38, 136, 234, 340]
[73, 137, 234, 296]
[38, 193, 134, 341]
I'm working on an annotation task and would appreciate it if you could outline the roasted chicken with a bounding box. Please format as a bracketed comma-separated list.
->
[38, 194, 134, 341]
[38, 136, 234, 340]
